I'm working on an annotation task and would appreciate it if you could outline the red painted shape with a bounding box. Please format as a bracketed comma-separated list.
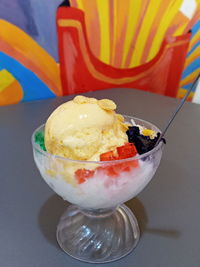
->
[56, 6, 191, 97]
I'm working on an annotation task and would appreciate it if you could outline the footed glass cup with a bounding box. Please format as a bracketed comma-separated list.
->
[32, 116, 164, 263]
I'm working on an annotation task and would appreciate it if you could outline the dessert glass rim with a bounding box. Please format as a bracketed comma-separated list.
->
[31, 115, 164, 164]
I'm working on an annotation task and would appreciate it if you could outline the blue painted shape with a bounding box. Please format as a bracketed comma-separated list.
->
[0, 52, 55, 101]
[191, 20, 200, 37]
[182, 58, 200, 79]
[187, 41, 200, 57]
[182, 83, 197, 92]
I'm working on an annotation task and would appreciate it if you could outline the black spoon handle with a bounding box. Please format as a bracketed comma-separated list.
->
[156, 73, 200, 145]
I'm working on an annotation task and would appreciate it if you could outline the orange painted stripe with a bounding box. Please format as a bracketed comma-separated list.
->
[172, 11, 188, 36]
[183, 8, 200, 34]
[177, 88, 194, 101]
[0, 79, 23, 106]
[81, 0, 101, 59]
[115, 19, 128, 67]
[180, 69, 200, 87]
[0, 39, 62, 96]
[0, 19, 62, 96]
[165, 11, 188, 38]
[112, 0, 130, 67]
[146, 0, 183, 63]
[124, 0, 150, 67]
[70, 0, 78, 8]
[185, 46, 200, 67]
[189, 31, 200, 50]
[109, 0, 115, 65]
[141, 0, 173, 64]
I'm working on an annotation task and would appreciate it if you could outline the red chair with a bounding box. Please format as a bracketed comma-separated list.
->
[56, 4, 191, 98]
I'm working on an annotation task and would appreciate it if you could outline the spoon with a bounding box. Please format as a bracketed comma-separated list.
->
[156, 73, 200, 145]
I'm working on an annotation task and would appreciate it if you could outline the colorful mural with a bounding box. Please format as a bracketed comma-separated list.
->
[68, 0, 200, 101]
[0, 19, 62, 105]
[0, 0, 199, 105]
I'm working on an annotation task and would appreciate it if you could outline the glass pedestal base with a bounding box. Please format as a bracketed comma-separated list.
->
[56, 204, 140, 263]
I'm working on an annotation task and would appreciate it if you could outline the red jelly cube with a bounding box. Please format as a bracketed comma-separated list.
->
[75, 169, 95, 184]
[101, 159, 139, 178]
[100, 151, 116, 161]
[117, 143, 137, 159]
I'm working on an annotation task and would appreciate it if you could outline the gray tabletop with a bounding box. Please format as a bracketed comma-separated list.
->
[1, 88, 200, 267]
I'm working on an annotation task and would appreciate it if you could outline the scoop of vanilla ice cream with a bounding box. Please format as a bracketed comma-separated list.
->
[45, 96, 128, 161]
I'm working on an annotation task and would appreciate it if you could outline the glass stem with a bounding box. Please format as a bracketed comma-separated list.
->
[78, 206, 117, 218]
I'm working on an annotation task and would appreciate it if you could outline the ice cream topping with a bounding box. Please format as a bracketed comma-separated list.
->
[126, 126, 160, 155]
[44, 95, 128, 161]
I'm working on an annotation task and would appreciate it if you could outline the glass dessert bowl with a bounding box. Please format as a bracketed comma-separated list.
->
[32, 116, 164, 263]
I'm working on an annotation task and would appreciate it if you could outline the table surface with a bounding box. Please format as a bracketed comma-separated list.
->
[1, 88, 200, 267]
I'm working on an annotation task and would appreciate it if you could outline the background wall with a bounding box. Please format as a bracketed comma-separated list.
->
[0, 0, 62, 60]
[0, 0, 199, 105]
